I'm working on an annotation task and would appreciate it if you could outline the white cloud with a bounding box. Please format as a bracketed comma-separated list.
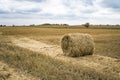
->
[0, 0, 42, 13]
[0, 0, 120, 25]
[40, 0, 69, 15]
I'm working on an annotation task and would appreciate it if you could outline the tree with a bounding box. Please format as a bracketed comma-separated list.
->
[116, 24, 119, 27]
[84, 22, 90, 28]
[41, 23, 51, 26]
[12, 25, 15, 27]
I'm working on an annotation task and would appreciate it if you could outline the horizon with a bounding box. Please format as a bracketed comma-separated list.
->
[0, 0, 120, 25]
[0, 22, 120, 26]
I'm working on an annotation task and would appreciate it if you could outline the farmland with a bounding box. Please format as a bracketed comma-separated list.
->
[0, 26, 120, 80]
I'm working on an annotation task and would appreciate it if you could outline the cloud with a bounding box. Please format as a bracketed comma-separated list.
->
[0, 0, 42, 14]
[0, 10, 9, 14]
[0, 0, 120, 25]
[102, 0, 120, 9]
[15, 0, 45, 2]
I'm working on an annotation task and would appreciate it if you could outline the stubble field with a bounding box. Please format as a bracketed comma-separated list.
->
[0, 26, 120, 80]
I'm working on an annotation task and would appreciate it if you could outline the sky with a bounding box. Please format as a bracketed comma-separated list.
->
[0, 0, 120, 25]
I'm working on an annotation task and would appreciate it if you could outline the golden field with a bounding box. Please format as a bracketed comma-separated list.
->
[0, 26, 120, 80]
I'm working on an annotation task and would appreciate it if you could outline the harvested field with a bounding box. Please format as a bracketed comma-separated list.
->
[11, 36, 120, 79]
[0, 27, 120, 80]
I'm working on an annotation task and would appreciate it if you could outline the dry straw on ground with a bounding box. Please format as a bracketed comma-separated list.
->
[61, 33, 95, 57]
[0, 32, 2, 35]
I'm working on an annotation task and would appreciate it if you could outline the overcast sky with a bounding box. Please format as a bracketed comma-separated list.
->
[0, 0, 120, 25]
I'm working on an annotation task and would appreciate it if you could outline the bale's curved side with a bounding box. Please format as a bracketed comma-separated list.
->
[61, 33, 95, 57]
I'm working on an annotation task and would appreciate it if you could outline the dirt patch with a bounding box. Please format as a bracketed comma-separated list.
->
[11, 37, 120, 78]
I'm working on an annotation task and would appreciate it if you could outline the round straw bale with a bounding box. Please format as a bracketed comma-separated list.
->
[61, 33, 95, 57]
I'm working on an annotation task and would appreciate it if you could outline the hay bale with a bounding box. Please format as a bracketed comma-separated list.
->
[61, 33, 95, 57]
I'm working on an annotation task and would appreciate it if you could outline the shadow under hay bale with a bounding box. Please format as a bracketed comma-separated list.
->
[61, 33, 95, 57]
